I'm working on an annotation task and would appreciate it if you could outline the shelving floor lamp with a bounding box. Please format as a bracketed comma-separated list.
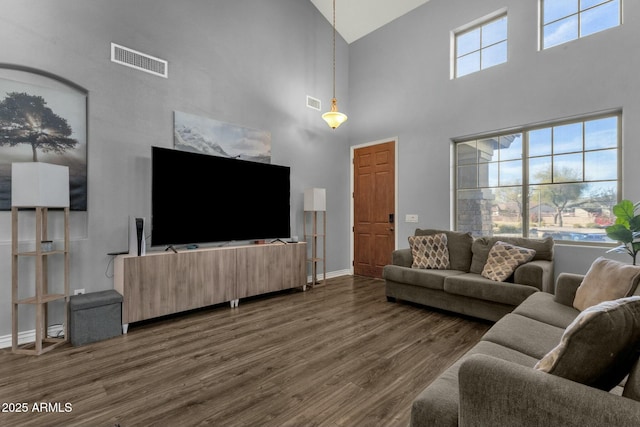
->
[11, 162, 70, 355]
[304, 188, 326, 286]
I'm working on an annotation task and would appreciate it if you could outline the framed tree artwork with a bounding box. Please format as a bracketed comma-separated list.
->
[0, 65, 88, 211]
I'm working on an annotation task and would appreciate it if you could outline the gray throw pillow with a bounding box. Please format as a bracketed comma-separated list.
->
[535, 296, 640, 391]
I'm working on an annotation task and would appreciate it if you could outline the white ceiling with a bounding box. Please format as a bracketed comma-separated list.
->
[310, 0, 431, 44]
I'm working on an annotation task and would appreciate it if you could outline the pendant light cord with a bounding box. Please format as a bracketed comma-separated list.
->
[322, 0, 347, 128]
[332, 0, 336, 99]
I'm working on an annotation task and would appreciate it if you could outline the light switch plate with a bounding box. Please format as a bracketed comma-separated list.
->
[405, 214, 419, 223]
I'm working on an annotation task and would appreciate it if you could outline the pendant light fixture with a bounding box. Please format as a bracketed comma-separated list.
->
[322, 0, 347, 129]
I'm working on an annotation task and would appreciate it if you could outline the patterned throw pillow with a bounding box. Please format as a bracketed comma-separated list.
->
[535, 296, 640, 391]
[408, 234, 451, 270]
[481, 241, 536, 282]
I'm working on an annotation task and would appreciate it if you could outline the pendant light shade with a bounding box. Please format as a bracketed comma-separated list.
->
[322, 98, 348, 129]
[323, 0, 347, 129]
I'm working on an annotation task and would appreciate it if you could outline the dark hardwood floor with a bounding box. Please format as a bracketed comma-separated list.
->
[0, 276, 490, 427]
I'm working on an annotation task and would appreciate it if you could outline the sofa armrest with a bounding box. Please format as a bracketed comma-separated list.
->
[553, 272, 585, 307]
[458, 354, 640, 427]
[391, 248, 412, 268]
[513, 260, 554, 293]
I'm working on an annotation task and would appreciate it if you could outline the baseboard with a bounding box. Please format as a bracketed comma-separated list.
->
[0, 325, 65, 350]
[2, 270, 353, 350]
[309, 269, 351, 282]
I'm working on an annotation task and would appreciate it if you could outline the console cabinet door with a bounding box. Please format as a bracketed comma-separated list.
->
[236, 243, 306, 299]
[283, 243, 307, 289]
[118, 249, 236, 324]
[236, 245, 280, 298]
[236, 245, 267, 299]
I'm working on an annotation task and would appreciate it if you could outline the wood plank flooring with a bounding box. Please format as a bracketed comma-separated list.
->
[0, 276, 490, 427]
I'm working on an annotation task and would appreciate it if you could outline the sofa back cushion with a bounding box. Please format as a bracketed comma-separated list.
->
[415, 229, 473, 272]
[534, 296, 640, 391]
[470, 236, 554, 275]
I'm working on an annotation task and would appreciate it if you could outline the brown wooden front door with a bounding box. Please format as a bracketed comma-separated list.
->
[353, 141, 395, 278]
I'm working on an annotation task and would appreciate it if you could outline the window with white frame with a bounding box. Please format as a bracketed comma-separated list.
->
[455, 113, 620, 243]
[455, 14, 508, 78]
[542, 0, 621, 49]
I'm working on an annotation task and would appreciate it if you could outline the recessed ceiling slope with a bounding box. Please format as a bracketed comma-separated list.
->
[310, 0, 430, 44]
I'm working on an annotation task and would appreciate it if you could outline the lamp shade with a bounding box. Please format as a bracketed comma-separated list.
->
[322, 111, 348, 129]
[11, 162, 70, 207]
[322, 98, 347, 129]
[304, 188, 326, 211]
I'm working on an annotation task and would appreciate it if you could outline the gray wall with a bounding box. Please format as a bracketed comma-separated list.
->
[348, 0, 640, 274]
[3, 0, 638, 339]
[0, 0, 351, 337]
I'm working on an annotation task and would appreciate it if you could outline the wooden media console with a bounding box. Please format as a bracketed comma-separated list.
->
[114, 242, 307, 332]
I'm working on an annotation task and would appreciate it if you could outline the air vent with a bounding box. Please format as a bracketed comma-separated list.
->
[111, 43, 168, 78]
[306, 95, 321, 111]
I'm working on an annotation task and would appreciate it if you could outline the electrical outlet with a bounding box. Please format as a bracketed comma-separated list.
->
[74, 289, 85, 295]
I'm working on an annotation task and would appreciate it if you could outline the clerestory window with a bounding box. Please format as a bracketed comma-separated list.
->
[542, 0, 622, 49]
[454, 14, 508, 78]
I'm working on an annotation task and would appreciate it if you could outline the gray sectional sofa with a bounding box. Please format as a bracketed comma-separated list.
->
[410, 272, 640, 427]
[383, 229, 555, 322]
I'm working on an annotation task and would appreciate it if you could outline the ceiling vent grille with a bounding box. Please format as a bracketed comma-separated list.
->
[111, 43, 168, 78]
[306, 95, 321, 111]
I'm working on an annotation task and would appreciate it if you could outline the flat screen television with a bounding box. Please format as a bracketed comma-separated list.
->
[151, 146, 290, 246]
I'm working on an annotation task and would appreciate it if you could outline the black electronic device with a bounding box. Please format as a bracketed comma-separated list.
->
[128, 216, 146, 256]
[151, 146, 291, 246]
[135, 218, 144, 256]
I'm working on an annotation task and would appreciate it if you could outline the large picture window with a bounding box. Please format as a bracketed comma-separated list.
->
[542, 0, 621, 49]
[455, 113, 620, 243]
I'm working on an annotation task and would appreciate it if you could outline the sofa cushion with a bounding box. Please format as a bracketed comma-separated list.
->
[573, 257, 640, 311]
[444, 274, 539, 306]
[535, 296, 640, 391]
[512, 292, 579, 329]
[481, 241, 536, 282]
[623, 358, 640, 401]
[382, 265, 465, 291]
[470, 236, 553, 274]
[481, 313, 566, 359]
[415, 229, 473, 272]
[408, 234, 451, 270]
[467, 340, 541, 368]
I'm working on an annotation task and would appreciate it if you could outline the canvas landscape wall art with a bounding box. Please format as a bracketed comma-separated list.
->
[174, 111, 271, 164]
